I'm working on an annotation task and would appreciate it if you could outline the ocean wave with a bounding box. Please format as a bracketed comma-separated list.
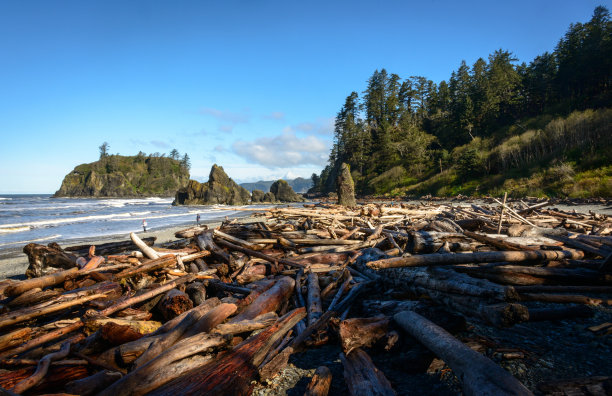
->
[0, 198, 11, 201]
[102, 197, 172, 208]
[0, 225, 31, 234]
[108, 210, 202, 222]
[0, 212, 140, 229]
[0, 234, 62, 247]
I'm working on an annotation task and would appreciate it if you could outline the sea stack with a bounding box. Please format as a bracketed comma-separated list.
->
[270, 180, 305, 202]
[173, 164, 250, 205]
[337, 163, 356, 207]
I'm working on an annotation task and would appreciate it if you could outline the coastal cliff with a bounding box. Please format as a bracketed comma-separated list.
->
[174, 164, 251, 205]
[54, 154, 189, 197]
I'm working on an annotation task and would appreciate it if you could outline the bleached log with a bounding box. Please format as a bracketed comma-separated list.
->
[367, 249, 584, 270]
[130, 232, 160, 260]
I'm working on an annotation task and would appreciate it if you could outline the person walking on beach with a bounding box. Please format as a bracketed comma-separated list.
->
[142, 219, 147, 233]
[196, 213, 201, 226]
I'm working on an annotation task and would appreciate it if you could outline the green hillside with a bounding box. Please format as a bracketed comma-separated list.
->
[311, 7, 612, 198]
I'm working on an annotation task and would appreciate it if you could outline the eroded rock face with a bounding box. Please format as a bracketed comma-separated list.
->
[270, 180, 305, 202]
[337, 163, 357, 207]
[251, 189, 265, 203]
[174, 165, 251, 205]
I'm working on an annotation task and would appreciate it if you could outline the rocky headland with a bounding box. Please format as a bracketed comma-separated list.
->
[54, 154, 189, 197]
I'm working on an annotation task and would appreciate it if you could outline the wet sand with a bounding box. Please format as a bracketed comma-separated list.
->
[0, 214, 266, 280]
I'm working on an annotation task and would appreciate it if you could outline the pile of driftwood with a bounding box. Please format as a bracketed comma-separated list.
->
[0, 199, 611, 395]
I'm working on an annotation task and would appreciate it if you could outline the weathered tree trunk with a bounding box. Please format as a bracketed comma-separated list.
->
[12, 341, 71, 394]
[338, 316, 389, 355]
[65, 370, 123, 396]
[22, 243, 78, 278]
[127, 300, 232, 367]
[130, 232, 160, 259]
[0, 365, 89, 393]
[5, 267, 79, 297]
[0, 293, 107, 330]
[65, 237, 156, 257]
[455, 265, 611, 286]
[0, 328, 32, 352]
[367, 249, 584, 269]
[463, 230, 536, 251]
[97, 333, 227, 396]
[230, 276, 295, 322]
[157, 289, 194, 320]
[216, 238, 305, 268]
[340, 348, 396, 396]
[213, 312, 277, 335]
[148, 308, 306, 396]
[306, 272, 323, 326]
[114, 255, 177, 279]
[185, 282, 206, 305]
[394, 310, 532, 396]
[7, 288, 60, 307]
[304, 366, 332, 396]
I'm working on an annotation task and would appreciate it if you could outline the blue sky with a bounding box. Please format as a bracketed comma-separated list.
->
[0, 0, 609, 193]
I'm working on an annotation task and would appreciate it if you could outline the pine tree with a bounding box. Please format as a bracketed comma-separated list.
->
[180, 154, 191, 171]
[99, 142, 109, 159]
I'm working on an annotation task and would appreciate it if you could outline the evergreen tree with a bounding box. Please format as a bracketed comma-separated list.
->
[169, 149, 180, 160]
[180, 154, 191, 171]
[99, 142, 109, 159]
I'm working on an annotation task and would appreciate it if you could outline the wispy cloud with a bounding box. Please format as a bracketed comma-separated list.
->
[199, 107, 250, 124]
[218, 125, 233, 133]
[283, 118, 334, 136]
[263, 111, 285, 121]
[214, 145, 227, 153]
[150, 140, 170, 148]
[232, 131, 329, 167]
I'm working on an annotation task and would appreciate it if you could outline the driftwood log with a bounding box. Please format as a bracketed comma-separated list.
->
[394, 310, 532, 396]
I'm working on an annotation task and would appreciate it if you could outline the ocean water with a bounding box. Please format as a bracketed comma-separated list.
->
[0, 194, 263, 255]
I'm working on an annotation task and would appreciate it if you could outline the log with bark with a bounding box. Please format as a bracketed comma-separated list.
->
[148, 308, 306, 396]
[304, 366, 332, 396]
[367, 249, 584, 270]
[340, 348, 396, 396]
[394, 310, 532, 396]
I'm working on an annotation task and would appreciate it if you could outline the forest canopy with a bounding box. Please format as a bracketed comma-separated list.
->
[312, 6, 612, 198]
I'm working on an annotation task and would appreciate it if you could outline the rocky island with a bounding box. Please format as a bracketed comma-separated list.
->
[54, 153, 190, 198]
[174, 165, 306, 205]
[173, 164, 251, 205]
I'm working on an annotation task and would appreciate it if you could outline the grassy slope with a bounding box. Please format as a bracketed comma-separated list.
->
[378, 108, 612, 198]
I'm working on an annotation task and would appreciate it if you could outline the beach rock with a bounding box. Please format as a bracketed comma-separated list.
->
[263, 192, 276, 203]
[54, 155, 189, 198]
[270, 180, 305, 202]
[337, 163, 356, 207]
[174, 165, 251, 206]
[251, 189, 265, 203]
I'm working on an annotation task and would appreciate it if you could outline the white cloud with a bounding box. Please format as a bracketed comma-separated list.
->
[214, 145, 226, 153]
[232, 131, 330, 168]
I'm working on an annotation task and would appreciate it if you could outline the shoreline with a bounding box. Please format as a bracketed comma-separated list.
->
[0, 212, 266, 280]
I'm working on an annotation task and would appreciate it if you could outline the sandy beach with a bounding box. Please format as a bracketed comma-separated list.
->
[0, 213, 266, 280]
